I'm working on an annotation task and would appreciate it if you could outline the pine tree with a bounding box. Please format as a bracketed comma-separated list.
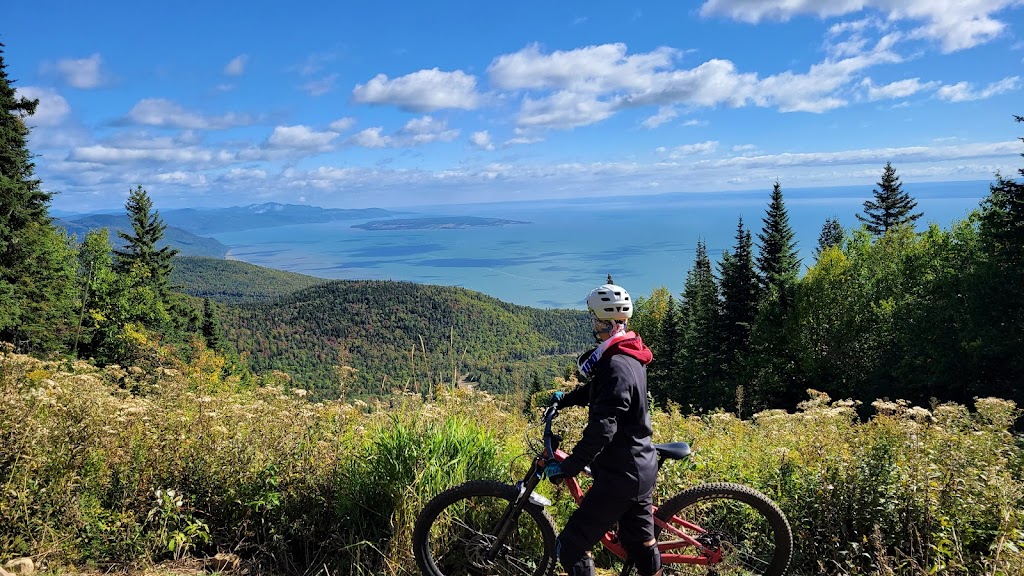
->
[114, 185, 178, 298]
[815, 217, 844, 258]
[857, 162, 922, 235]
[756, 181, 800, 292]
[719, 218, 760, 370]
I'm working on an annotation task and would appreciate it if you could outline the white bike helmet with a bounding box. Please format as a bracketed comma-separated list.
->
[586, 283, 633, 320]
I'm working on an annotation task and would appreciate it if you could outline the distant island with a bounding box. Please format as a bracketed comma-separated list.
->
[353, 216, 530, 230]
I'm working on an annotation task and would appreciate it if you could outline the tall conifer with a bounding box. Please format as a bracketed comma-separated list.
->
[857, 162, 922, 235]
[756, 182, 800, 292]
[114, 185, 178, 298]
[0, 42, 76, 351]
[719, 218, 759, 366]
[815, 217, 844, 258]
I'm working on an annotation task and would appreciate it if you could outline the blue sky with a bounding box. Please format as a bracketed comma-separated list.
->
[6, 0, 1024, 212]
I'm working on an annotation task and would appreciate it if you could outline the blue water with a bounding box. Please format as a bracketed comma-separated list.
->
[211, 182, 989, 309]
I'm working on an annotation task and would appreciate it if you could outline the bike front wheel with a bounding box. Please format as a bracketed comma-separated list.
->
[655, 482, 793, 576]
[413, 480, 558, 576]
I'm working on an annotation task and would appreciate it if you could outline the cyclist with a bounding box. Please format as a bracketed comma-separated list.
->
[544, 281, 661, 576]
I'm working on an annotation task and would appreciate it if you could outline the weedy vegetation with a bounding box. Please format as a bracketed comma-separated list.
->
[1, 348, 1021, 576]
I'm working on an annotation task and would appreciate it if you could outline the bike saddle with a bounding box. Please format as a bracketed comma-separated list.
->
[654, 442, 691, 460]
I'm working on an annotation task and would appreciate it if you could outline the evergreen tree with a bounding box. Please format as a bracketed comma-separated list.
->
[815, 217, 844, 258]
[718, 218, 760, 371]
[756, 181, 800, 292]
[973, 114, 1024, 402]
[677, 240, 725, 410]
[0, 42, 77, 351]
[115, 185, 178, 298]
[0, 42, 51, 255]
[857, 162, 922, 235]
[201, 297, 225, 351]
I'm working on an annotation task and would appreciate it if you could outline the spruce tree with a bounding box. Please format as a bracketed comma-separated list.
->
[719, 218, 760, 371]
[857, 162, 922, 235]
[815, 217, 844, 258]
[114, 185, 178, 298]
[678, 240, 725, 410]
[974, 114, 1024, 401]
[201, 297, 225, 350]
[0, 42, 51, 256]
[0, 42, 77, 351]
[756, 181, 800, 292]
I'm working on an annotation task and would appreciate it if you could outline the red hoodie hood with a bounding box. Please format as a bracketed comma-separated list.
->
[605, 334, 653, 365]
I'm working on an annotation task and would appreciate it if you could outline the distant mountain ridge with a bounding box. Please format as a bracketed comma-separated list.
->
[55, 215, 230, 258]
[56, 203, 405, 258]
[158, 203, 402, 235]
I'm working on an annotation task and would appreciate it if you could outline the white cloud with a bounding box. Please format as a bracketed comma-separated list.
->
[55, 54, 104, 88]
[352, 68, 482, 112]
[488, 43, 677, 93]
[266, 125, 338, 149]
[684, 119, 709, 127]
[517, 91, 618, 129]
[732, 144, 758, 153]
[126, 98, 256, 129]
[641, 106, 678, 129]
[329, 117, 357, 133]
[303, 73, 338, 96]
[470, 130, 495, 151]
[68, 145, 231, 165]
[224, 55, 248, 76]
[692, 140, 1020, 170]
[699, 0, 1020, 52]
[861, 77, 938, 100]
[659, 141, 719, 158]
[936, 76, 1022, 102]
[222, 168, 267, 181]
[491, 39, 901, 131]
[349, 127, 393, 148]
[155, 171, 208, 186]
[15, 87, 70, 126]
[400, 116, 460, 144]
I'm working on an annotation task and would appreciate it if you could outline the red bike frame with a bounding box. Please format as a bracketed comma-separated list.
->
[541, 448, 724, 567]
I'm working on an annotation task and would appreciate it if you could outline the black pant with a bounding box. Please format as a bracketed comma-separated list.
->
[557, 476, 656, 567]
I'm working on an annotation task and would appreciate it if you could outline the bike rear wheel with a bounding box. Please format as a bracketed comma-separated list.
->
[413, 480, 558, 576]
[654, 482, 792, 576]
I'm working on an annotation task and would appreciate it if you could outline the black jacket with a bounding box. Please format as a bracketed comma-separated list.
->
[559, 336, 657, 495]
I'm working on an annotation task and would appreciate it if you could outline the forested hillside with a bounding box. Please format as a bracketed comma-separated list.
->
[171, 256, 329, 303]
[219, 280, 592, 398]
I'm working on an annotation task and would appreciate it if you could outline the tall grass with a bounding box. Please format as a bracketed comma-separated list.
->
[1, 349, 1021, 575]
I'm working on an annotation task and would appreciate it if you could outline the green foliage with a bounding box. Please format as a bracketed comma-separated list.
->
[217, 280, 591, 399]
[115, 185, 178, 300]
[170, 256, 328, 304]
[857, 162, 923, 235]
[756, 181, 800, 291]
[1, 351, 1021, 576]
[816, 216, 844, 257]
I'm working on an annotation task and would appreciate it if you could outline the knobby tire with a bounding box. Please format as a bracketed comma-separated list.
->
[413, 480, 558, 576]
[654, 482, 793, 576]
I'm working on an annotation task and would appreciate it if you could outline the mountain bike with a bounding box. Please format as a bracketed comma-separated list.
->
[412, 402, 793, 576]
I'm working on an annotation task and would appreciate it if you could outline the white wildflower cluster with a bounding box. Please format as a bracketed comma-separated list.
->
[753, 409, 789, 423]
[710, 412, 738, 424]
[871, 399, 906, 416]
[905, 406, 933, 423]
